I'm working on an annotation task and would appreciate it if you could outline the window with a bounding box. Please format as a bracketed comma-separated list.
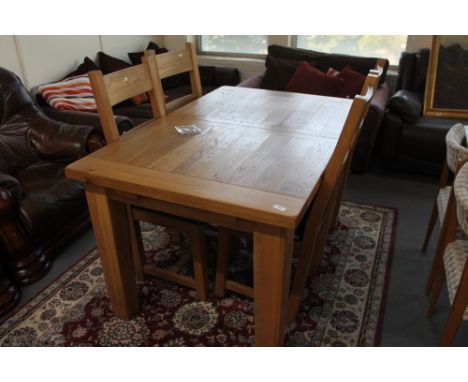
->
[296, 35, 407, 65]
[199, 35, 268, 55]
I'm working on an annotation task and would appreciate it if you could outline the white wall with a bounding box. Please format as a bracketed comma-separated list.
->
[0, 35, 164, 89]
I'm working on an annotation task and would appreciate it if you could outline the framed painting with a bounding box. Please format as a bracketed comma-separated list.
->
[423, 35, 468, 119]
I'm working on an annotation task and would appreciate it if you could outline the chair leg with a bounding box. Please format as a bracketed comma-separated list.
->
[427, 268, 445, 318]
[426, 188, 458, 296]
[439, 269, 468, 346]
[127, 206, 145, 281]
[215, 228, 231, 297]
[190, 227, 208, 301]
[426, 238, 446, 296]
[288, 232, 318, 323]
[422, 199, 439, 253]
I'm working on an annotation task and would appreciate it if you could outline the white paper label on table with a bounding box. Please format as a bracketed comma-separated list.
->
[273, 204, 287, 212]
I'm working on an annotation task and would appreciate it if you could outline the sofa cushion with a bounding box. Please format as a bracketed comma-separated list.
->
[285, 62, 344, 96]
[335, 67, 366, 98]
[38, 75, 97, 112]
[127, 41, 169, 65]
[62, 57, 99, 80]
[98, 51, 131, 74]
[97, 52, 148, 105]
[267, 44, 389, 85]
[260, 55, 302, 90]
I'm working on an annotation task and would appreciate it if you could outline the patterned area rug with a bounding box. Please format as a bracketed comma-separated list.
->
[0, 202, 397, 346]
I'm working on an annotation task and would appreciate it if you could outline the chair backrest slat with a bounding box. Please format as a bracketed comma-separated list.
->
[89, 42, 202, 144]
[103, 64, 153, 106]
[300, 71, 377, 247]
[156, 48, 194, 79]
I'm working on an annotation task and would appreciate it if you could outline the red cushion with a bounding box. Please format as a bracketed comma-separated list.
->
[335, 66, 366, 99]
[285, 62, 344, 96]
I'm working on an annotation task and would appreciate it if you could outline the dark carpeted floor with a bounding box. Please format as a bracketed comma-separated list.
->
[12, 166, 468, 346]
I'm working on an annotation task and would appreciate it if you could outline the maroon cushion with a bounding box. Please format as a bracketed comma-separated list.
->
[335, 66, 366, 99]
[98, 52, 132, 74]
[260, 55, 302, 91]
[285, 62, 344, 96]
[62, 57, 98, 79]
[128, 41, 169, 66]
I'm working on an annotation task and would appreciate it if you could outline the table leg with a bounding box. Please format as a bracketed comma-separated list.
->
[85, 185, 139, 319]
[253, 228, 294, 346]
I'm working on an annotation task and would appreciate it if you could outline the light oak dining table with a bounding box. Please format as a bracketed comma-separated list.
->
[65, 86, 352, 346]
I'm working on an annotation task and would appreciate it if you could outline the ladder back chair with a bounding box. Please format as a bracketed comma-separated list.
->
[424, 123, 468, 296]
[148, 42, 202, 116]
[214, 72, 376, 323]
[88, 46, 208, 300]
[328, 64, 383, 229]
[427, 161, 468, 345]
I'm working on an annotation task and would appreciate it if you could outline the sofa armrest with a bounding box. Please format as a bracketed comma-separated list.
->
[42, 108, 134, 137]
[0, 173, 24, 200]
[370, 83, 391, 115]
[387, 89, 423, 123]
[238, 73, 264, 88]
[29, 114, 97, 162]
[378, 110, 405, 165]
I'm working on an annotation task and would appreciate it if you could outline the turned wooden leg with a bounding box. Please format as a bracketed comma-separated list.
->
[253, 228, 293, 346]
[85, 184, 138, 320]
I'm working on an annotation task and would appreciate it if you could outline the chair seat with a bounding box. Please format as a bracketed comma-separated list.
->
[16, 161, 87, 242]
[443, 240, 468, 319]
[437, 186, 452, 224]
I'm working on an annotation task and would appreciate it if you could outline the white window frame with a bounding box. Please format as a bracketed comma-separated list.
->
[196, 35, 408, 70]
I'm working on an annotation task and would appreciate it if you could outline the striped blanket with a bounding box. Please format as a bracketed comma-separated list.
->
[38, 75, 97, 111]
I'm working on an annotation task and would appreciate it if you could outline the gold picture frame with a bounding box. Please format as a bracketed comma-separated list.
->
[423, 35, 468, 119]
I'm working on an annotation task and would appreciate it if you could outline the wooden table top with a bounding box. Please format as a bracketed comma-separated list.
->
[66, 86, 352, 229]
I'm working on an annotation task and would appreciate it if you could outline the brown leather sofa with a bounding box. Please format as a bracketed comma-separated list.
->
[237, 45, 391, 173]
[0, 67, 101, 288]
[378, 49, 468, 176]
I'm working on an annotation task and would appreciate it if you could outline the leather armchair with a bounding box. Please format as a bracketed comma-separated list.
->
[0, 256, 20, 316]
[0, 67, 99, 285]
[378, 49, 467, 175]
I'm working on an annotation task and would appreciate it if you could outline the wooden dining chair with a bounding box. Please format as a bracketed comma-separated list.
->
[424, 123, 468, 296]
[88, 46, 208, 300]
[147, 42, 202, 116]
[327, 64, 383, 230]
[214, 72, 377, 323]
[427, 161, 468, 346]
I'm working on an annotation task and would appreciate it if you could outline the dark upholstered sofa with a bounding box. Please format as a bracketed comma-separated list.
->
[237, 45, 391, 173]
[378, 49, 468, 176]
[37, 65, 240, 128]
[0, 67, 101, 297]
